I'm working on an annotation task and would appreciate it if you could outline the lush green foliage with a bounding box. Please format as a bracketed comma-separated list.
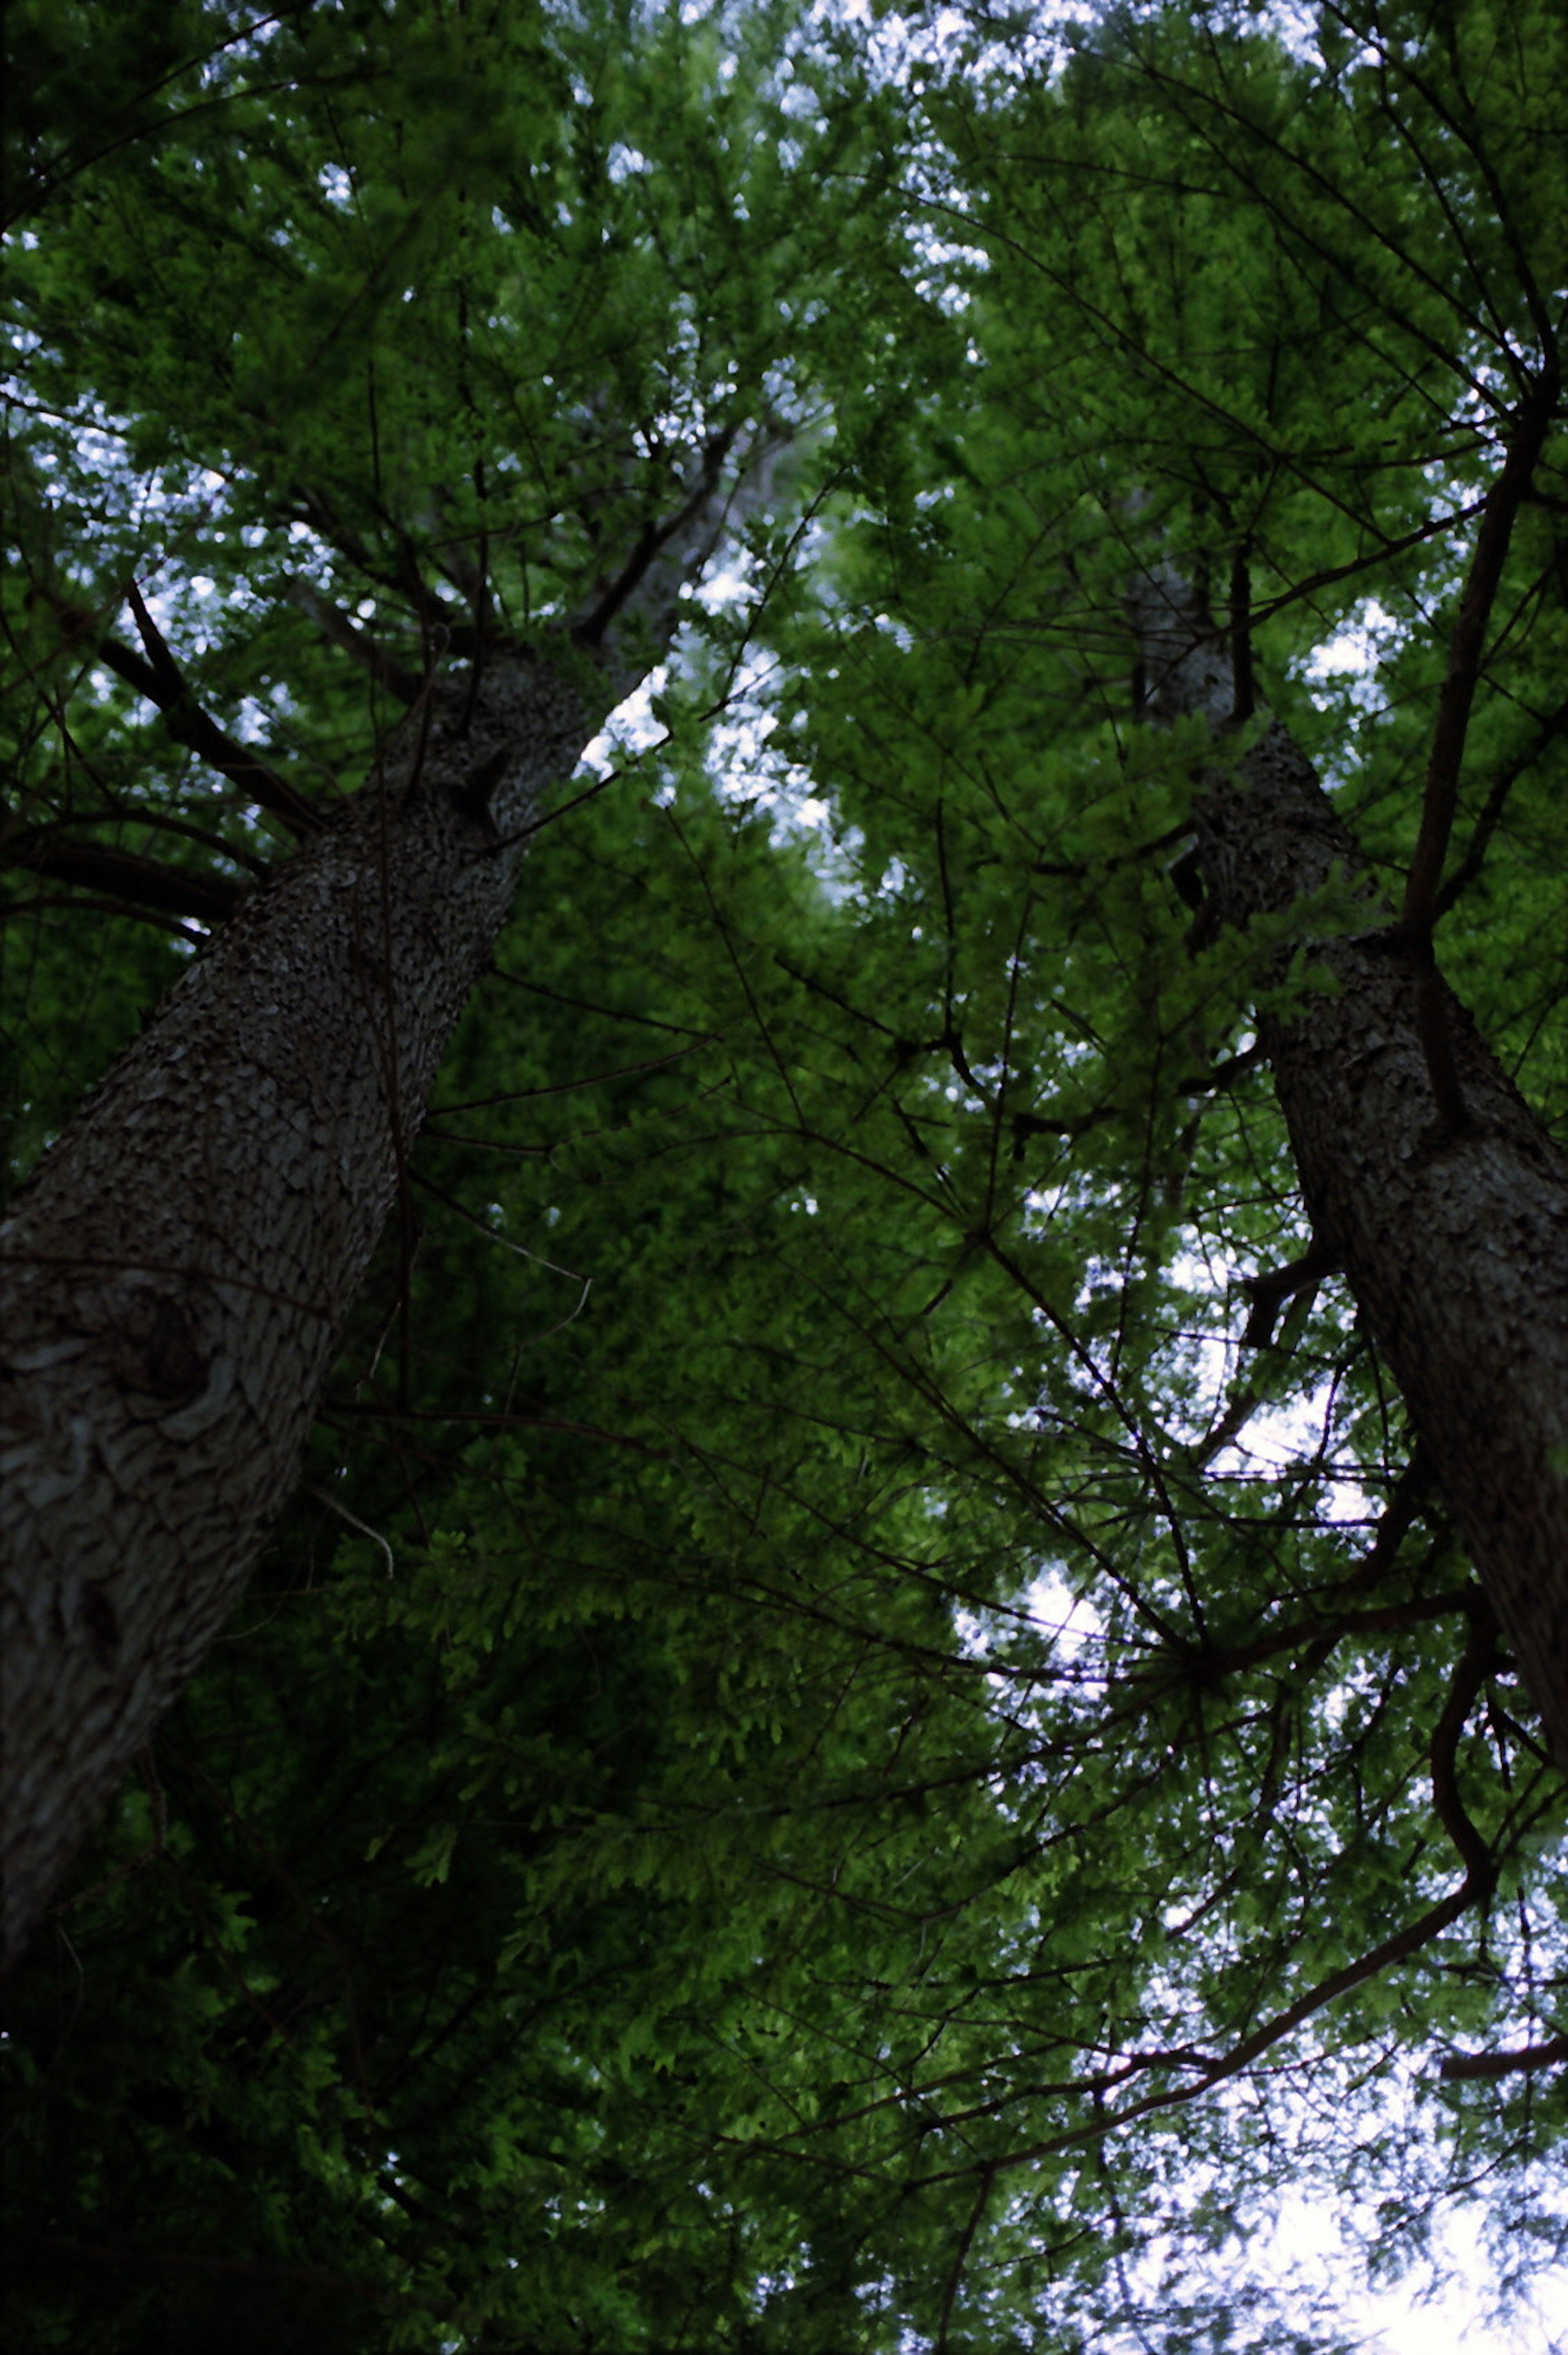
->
[3, 0, 1565, 2347]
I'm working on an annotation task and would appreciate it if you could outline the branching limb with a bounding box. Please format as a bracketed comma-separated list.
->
[1178, 1584, 1474, 1685]
[570, 418, 791, 697]
[1398, 363, 1560, 1127]
[570, 426, 740, 646]
[915, 1611, 1503, 2187]
[1343, 1445, 1432, 1590]
[916, 1837, 1494, 2186]
[1439, 2031, 1568, 2082]
[1239, 1234, 1342, 1348]
[1428, 1593, 1501, 1887]
[61, 583, 322, 838]
[0, 891, 208, 942]
[1433, 690, 1568, 920]
[935, 2166, 994, 2354]
[280, 577, 423, 704]
[288, 487, 461, 641]
[0, 832, 246, 923]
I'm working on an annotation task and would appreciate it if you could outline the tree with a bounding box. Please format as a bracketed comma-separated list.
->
[3, 1, 1566, 2349]
[0, 0, 899, 1958]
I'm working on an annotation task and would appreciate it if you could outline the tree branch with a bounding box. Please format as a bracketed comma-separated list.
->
[1, 833, 247, 923]
[1433, 690, 1568, 920]
[1396, 365, 1560, 1125]
[280, 578, 423, 704]
[570, 420, 788, 697]
[287, 487, 461, 640]
[1238, 1234, 1342, 1348]
[49, 584, 322, 840]
[1439, 2031, 1568, 2083]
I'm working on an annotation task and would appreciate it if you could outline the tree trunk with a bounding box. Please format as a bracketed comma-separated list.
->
[0, 405, 763, 1963]
[1132, 570, 1568, 1775]
[0, 639, 608, 1963]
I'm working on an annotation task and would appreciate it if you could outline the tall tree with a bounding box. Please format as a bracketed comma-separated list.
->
[3, 1, 1566, 2349]
[0, 0, 898, 1958]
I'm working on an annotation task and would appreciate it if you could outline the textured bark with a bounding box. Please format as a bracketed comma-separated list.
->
[0, 647, 600, 1960]
[0, 414, 764, 1961]
[1132, 569, 1568, 1775]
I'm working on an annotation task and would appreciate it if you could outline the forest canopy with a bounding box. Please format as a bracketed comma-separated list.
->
[2, 0, 1566, 2348]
